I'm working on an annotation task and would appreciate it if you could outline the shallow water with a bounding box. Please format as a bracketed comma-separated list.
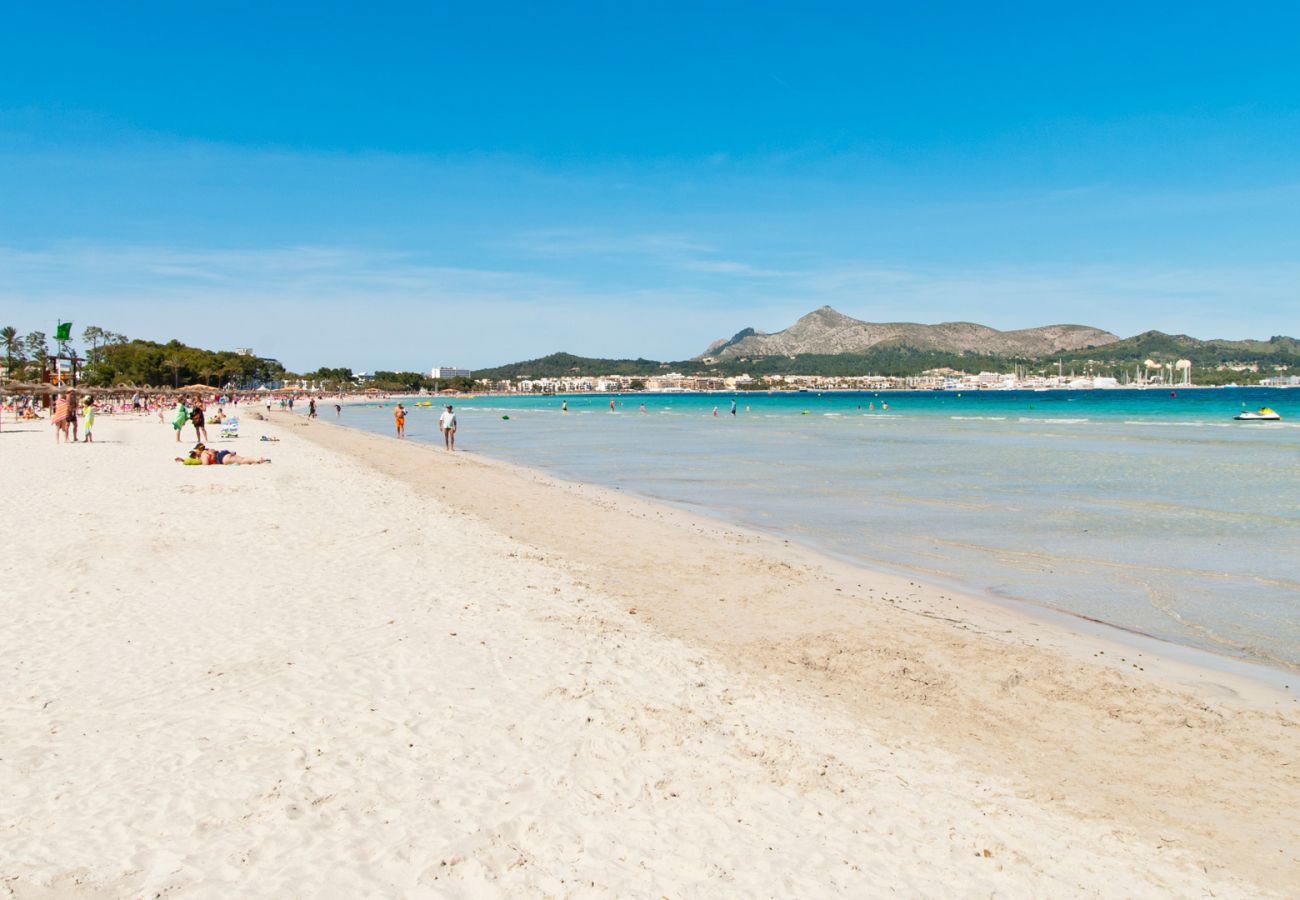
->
[334, 389, 1300, 670]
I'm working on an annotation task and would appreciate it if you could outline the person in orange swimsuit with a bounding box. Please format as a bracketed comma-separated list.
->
[394, 402, 406, 438]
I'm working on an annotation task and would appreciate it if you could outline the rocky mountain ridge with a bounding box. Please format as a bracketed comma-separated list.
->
[700, 306, 1120, 359]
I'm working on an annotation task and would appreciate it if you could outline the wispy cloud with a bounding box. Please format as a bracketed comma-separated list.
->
[0, 243, 571, 304]
[506, 229, 715, 260]
[678, 259, 790, 277]
[2, 241, 1296, 369]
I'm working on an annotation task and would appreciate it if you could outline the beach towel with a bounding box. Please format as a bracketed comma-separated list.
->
[52, 398, 70, 426]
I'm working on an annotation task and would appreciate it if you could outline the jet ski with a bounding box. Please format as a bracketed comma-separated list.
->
[1234, 407, 1282, 422]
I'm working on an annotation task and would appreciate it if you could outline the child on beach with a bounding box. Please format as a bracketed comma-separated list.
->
[82, 399, 95, 443]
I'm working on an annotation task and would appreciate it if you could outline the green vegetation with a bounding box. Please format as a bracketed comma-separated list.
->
[0, 321, 286, 388]
[90, 339, 285, 388]
[474, 352, 670, 380]
[367, 370, 476, 393]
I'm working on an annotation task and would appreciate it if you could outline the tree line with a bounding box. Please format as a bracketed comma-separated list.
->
[299, 367, 475, 393]
[1, 324, 285, 388]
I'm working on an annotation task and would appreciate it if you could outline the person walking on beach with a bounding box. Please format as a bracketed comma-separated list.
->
[172, 399, 188, 442]
[609, 398, 616, 412]
[730, 398, 737, 416]
[394, 403, 406, 438]
[561, 400, 567, 413]
[439, 404, 457, 451]
[308, 398, 317, 418]
[190, 399, 208, 444]
[334, 404, 341, 417]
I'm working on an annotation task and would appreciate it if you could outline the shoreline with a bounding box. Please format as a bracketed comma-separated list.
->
[322, 406, 1300, 692]
[279, 409, 1300, 891]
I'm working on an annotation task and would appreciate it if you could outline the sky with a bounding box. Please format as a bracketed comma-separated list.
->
[1, 1, 1298, 371]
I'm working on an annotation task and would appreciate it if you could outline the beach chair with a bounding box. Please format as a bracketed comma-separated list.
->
[219, 417, 239, 439]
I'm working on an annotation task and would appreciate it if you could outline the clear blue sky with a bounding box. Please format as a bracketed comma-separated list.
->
[2, 1, 1298, 371]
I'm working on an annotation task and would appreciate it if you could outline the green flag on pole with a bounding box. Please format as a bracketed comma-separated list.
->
[55, 321, 73, 341]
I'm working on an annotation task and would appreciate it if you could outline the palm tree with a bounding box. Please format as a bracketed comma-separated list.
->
[1, 326, 21, 379]
[163, 355, 185, 388]
[81, 325, 105, 381]
[81, 325, 103, 350]
[23, 331, 47, 381]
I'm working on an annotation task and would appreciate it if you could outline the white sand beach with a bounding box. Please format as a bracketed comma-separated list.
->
[2, 412, 1297, 898]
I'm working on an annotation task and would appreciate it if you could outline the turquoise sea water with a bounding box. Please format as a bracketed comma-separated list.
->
[335, 389, 1300, 670]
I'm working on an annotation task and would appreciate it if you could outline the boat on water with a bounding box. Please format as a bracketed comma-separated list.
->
[1234, 407, 1282, 422]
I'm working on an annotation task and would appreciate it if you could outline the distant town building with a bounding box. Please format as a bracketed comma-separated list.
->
[234, 347, 257, 357]
[430, 366, 471, 379]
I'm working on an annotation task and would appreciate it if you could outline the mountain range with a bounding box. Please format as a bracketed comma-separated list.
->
[700, 306, 1119, 359]
[471, 309, 1298, 384]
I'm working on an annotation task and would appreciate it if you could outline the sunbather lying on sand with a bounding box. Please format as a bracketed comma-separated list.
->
[175, 447, 270, 465]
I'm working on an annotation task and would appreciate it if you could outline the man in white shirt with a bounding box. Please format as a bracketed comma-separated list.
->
[438, 404, 457, 451]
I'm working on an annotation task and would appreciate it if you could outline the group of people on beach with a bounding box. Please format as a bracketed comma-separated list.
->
[392, 402, 458, 450]
[51, 392, 95, 443]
